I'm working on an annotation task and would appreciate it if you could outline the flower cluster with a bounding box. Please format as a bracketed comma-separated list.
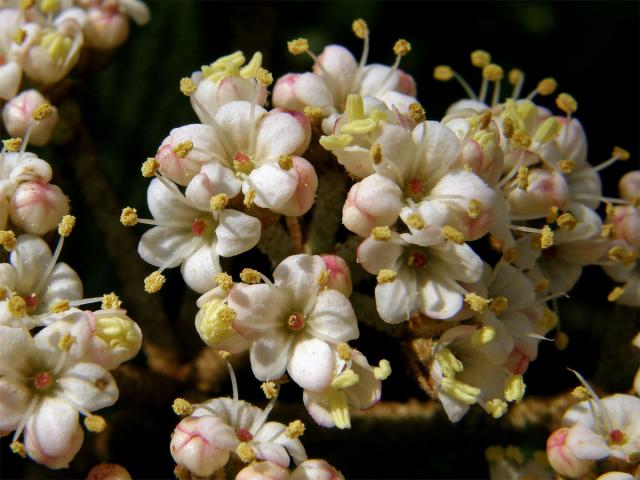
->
[1, 0, 149, 145]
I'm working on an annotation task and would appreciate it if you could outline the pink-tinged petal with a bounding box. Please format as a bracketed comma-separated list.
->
[272, 73, 305, 111]
[215, 209, 261, 257]
[170, 415, 237, 477]
[293, 72, 334, 109]
[278, 157, 318, 217]
[181, 241, 221, 294]
[214, 101, 267, 153]
[236, 461, 291, 480]
[3, 91, 58, 147]
[308, 289, 358, 343]
[334, 145, 374, 179]
[24, 397, 84, 469]
[0, 377, 32, 434]
[252, 442, 290, 468]
[228, 284, 284, 337]
[546, 427, 596, 479]
[566, 424, 610, 461]
[250, 330, 292, 381]
[319, 254, 352, 297]
[601, 394, 640, 434]
[244, 164, 298, 212]
[185, 163, 242, 210]
[273, 254, 326, 309]
[138, 226, 194, 268]
[256, 110, 307, 160]
[58, 363, 118, 411]
[0, 326, 32, 375]
[291, 459, 345, 480]
[4, 151, 52, 184]
[417, 271, 464, 320]
[288, 337, 335, 392]
[507, 169, 570, 217]
[302, 390, 335, 428]
[146, 178, 198, 222]
[374, 267, 417, 324]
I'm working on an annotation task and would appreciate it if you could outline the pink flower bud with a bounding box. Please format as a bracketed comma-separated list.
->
[2, 90, 59, 146]
[291, 460, 345, 480]
[236, 461, 290, 480]
[170, 415, 237, 477]
[546, 427, 595, 479]
[272, 73, 306, 111]
[84, 7, 130, 50]
[396, 70, 417, 97]
[86, 463, 133, 480]
[10, 181, 69, 235]
[507, 169, 569, 217]
[619, 171, 640, 203]
[278, 156, 318, 217]
[505, 347, 530, 375]
[611, 205, 640, 248]
[320, 254, 352, 297]
[272, 108, 311, 155]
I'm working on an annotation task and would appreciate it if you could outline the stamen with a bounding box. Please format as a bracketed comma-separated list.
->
[84, 415, 107, 433]
[261, 381, 277, 399]
[485, 399, 508, 419]
[504, 374, 525, 403]
[240, 268, 262, 284]
[373, 359, 392, 380]
[434, 65, 477, 100]
[508, 68, 525, 99]
[0, 230, 16, 251]
[376, 269, 397, 283]
[179, 77, 196, 96]
[285, 420, 305, 439]
[592, 146, 630, 173]
[141, 158, 159, 177]
[144, 271, 166, 293]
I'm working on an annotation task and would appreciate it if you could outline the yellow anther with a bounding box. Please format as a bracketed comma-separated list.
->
[120, 207, 138, 226]
[9, 295, 27, 317]
[374, 359, 392, 380]
[555, 331, 569, 350]
[571, 386, 590, 400]
[210, 193, 229, 211]
[337, 342, 352, 361]
[508, 68, 523, 86]
[515, 166, 529, 190]
[370, 143, 383, 165]
[608, 245, 636, 266]
[443, 225, 465, 244]
[0, 230, 16, 251]
[377, 269, 396, 284]
[239, 52, 263, 79]
[50, 299, 70, 313]
[371, 226, 392, 241]
[3, 138, 22, 152]
[559, 159, 575, 174]
[490, 296, 509, 315]
[243, 188, 255, 208]
[465, 293, 489, 313]
[236, 442, 256, 463]
[608, 286, 625, 302]
[303, 105, 323, 120]
[179, 77, 196, 96]
[240, 268, 261, 284]
[482, 64, 503, 81]
[20, 0, 36, 9]
[10, 441, 26, 457]
[317, 270, 329, 287]
[40, 0, 59, 14]
[84, 415, 107, 433]
[534, 117, 562, 144]
[256, 68, 273, 86]
[601, 223, 615, 238]
[319, 134, 353, 150]
[173, 140, 193, 158]
[478, 110, 492, 130]
[352, 18, 368, 39]
[512, 130, 532, 150]
[485, 398, 508, 419]
[471, 325, 496, 346]
[605, 202, 616, 219]
[144, 271, 165, 293]
[435, 348, 463, 379]
[504, 374, 526, 403]
[485, 446, 505, 462]
[94, 315, 138, 351]
[218, 350, 231, 359]
[467, 199, 482, 219]
[32, 103, 53, 121]
[541, 306, 557, 331]
[57, 333, 75, 352]
[503, 117, 515, 139]
[433, 65, 454, 81]
[327, 390, 351, 429]
[285, 420, 305, 439]
[57, 215, 75, 237]
[536, 77, 557, 96]
[406, 214, 425, 230]
[141, 158, 159, 177]
[101, 292, 122, 310]
[13, 29, 26, 45]
[546, 206, 560, 224]
[340, 118, 378, 134]
[393, 39, 411, 57]
[287, 38, 309, 55]
[331, 369, 359, 390]
[261, 381, 277, 399]
[556, 93, 577, 114]
[440, 377, 481, 405]
[502, 247, 518, 264]
[612, 146, 630, 161]
[172, 398, 194, 416]
[471, 49, 491, 68]
[535, 278, 550, 294]
[278, 155, 293, 170]
[540, 225, 554, 249]
[556, 212, 577, 230]
[505, 445, 525, 465]
[408, 103, 426, 124]
[215, 272, 233, 292]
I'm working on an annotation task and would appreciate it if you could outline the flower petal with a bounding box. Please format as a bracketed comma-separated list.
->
[215, 101, 267, 154]
[273, 254, 325, 310]
[308, 289, 358, 343]
[181, 241, 221, 294]
[374, 267, 418, 324]
[138, 226, 194, 268]
[417, 270, 464, 320]
[10, 234, 52, 294]
[287, 337, 335, 392]
[250, 330, 292, 381]
[0, 376, 32, 434]
[357, 236, 404, 275]
[147, 177, 198, 222]
[255, 110, 306, 160]
[39, 263, 83, 312]
[58, 362, 119, 411]
[185, 163, 242, 210]
[244, 164, 298, 212]
[215, 209, 261, 257]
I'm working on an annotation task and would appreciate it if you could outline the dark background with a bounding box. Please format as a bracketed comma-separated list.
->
[1, 1, 639, 478]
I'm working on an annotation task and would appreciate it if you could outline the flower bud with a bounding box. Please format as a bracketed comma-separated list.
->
[10, 181, 69, 235]
[619, 171, 640, 204]
[272, 73, 306, 111]
[84, 7, 130, 50]
[507, 169, 569, 217]
[342, 174, 403, 237]
[236, 461, 290, 480]
[320, 254, 352, 297]
[0, 62, 22, 101]
[611, 206, 640, 248]
[191, 74, 267, 123]
[272, 108, 312, 155]
[2, 152, 52, 184]
[89, 311, 142, 370]
[170, 415, 237, 477]
[396, 70, 417, 97]
[314, 45, 357, 102]
[277, 156, 318, 217]
[291, 459, 345, 480]
[2, 90, 59, 146]
[546, 427, 595, 479]
[86, 463, 133, 480]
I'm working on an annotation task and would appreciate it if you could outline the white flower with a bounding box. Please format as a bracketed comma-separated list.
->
[136, 175, 261, 293]
[227, 254, 358, 391]
[0, 323, 119, 468]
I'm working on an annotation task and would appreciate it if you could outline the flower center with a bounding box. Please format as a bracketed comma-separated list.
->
[609, 429, 626, 445]
[408, 252, 427, 268]
[32, 371, 53, 391]
[23, 293, 38, 313]
[233, 150, 254, 175]
[287, 312, 306, 332]
[191, 219, 207, 236]
[236, 428, 253, 442]
[406, 178, 426, 201]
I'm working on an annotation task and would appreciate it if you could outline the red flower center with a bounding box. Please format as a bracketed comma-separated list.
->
[236, 428, 253, 442]
[33, 371, 53, 391]
[191, 219, 206, 236]
[287, 312, 305, 331]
